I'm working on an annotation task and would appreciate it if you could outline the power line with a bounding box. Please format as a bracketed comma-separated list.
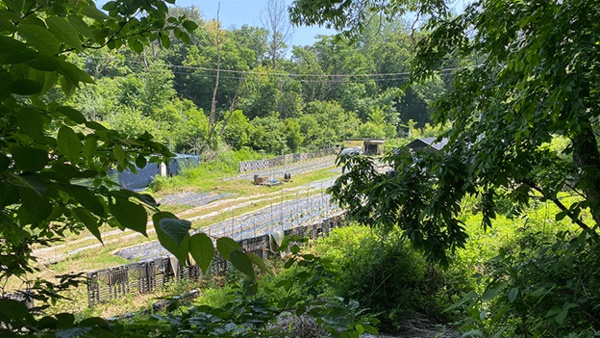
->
[86, 55, 469, 79]
[171, 69, 455, 84]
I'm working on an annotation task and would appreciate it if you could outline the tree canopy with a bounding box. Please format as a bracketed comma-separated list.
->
[291, 0, 600, 263]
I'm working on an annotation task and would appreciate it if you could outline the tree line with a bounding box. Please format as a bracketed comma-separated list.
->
[50, 6, 454, 155]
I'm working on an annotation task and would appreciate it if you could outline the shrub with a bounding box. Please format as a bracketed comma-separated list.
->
[451, 229, 600, 337]
[315, 225, 448, 331]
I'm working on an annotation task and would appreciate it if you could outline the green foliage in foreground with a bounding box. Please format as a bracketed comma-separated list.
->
[0, 0, 200, 301]
[315, 226, 444, 330]
[0, 236, 378, 337]
[463, 233, 600, 337]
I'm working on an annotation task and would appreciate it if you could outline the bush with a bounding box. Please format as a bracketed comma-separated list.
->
[315, 225, 448, 331]
[451, 229, 600, 337]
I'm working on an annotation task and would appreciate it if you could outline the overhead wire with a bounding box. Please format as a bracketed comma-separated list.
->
[86, 54, 467, 84]
[170, 70, 455, 84]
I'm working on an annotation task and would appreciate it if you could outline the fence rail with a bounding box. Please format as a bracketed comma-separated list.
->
[86, 214, 347, 307]
[238, 148, 337, 173]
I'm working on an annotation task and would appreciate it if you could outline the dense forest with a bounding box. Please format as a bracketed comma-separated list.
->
[54, 6, 455, 155]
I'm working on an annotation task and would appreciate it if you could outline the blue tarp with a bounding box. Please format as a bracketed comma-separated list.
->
[118, 154, 199, 191]
[168, 153, 199, 176]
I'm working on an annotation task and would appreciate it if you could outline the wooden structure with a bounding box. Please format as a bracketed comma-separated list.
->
[343, 139, 386, 155]
[86, 214, 348, 307]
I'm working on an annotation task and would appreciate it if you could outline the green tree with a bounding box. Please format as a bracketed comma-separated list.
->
[249, 113, 287, 153]
[221, 109, 251, 150]
[291, 0, 600, 264]
[290, 45, 328, 103]
[0, 0, 249, 311]
[358, 107, 396, 139]
[285, 118, 304, 152]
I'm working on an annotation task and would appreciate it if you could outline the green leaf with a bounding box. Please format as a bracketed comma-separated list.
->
[462, 329, 484, 337]
[555, 210, 569, 221]
[59, 61, 94, 85]
[284, 257, 295, 269]
[82, 137, 97, 163]
[128, 38, 144, 53]
[28, 68, 54, 96]
[85, 121, 107, 131]
[57, 126, 82, 163]
[482, 281, 507, 301]
[112, 144, 127, 168]
[247, 252, 273, 275]
[3, 0, 24, 12]
[68, 15, 94, 40]
[160, 33, 171, 49]
[0, 36, 39, 64]
[135, 155, 147, 169]
[19, 187, 52, 223]
[67, 185, 105, 217]
[11, 79, 42, 95]
[0, 299, 33, 324]
[11, 146, 48, 171]
[135, 193, 158, 207]
[445, 290, 478, 312]
[182, 20, 198, 32]
[180, 32, 191, 44]
[18, 24, 61, 55]
[0, 71, 11, 98]
[230, 250, 255, 280]
[290, 244, 300, 254]
[152, 212, 189, 262]
[82, 5, 109, 20]
[27, 54, 62, 71]
[216, 237, 241, 260]
[16, 108, 43, 138]
[555, 303, 577, 325]
[109, 196, 148, 236]
[189, 233, 214, 274]
[362, 324, 378, 334]
[102, 1, 118, 11]
[507, 287, 519, 303]
[159, 218, 191, 246]
[56, 327, 92, 338]
[0, 181, 19, 208]
[57, 106, 86, 124]
[73, 207, 102, 243]
[14, 174, 47, 195]
[46, 16, 82, 52]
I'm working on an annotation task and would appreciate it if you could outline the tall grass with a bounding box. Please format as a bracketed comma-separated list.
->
[150, 149, 267, 193]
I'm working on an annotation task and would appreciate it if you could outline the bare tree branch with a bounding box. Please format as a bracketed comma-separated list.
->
[261, 0, 294, 68]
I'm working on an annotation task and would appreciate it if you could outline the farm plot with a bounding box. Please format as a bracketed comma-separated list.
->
[159, 192, 234, 207]
[115, 180, 341, 261]
[223, 155, 338, 181]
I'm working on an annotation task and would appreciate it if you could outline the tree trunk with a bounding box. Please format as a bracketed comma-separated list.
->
[207, 4, 221, 150]
[571, 119, 600, 227]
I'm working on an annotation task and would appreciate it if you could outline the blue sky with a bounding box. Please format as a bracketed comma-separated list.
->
[173, 0, 469, 49]
[175, 0, 336, 48]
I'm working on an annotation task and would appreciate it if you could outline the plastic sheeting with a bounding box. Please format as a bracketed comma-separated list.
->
[118, 154, 199, 191]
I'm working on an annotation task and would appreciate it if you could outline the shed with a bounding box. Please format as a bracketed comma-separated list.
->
[343, 139, 385, 155]
[406, 137, 449, 152]
[363, 139, 385, 155]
